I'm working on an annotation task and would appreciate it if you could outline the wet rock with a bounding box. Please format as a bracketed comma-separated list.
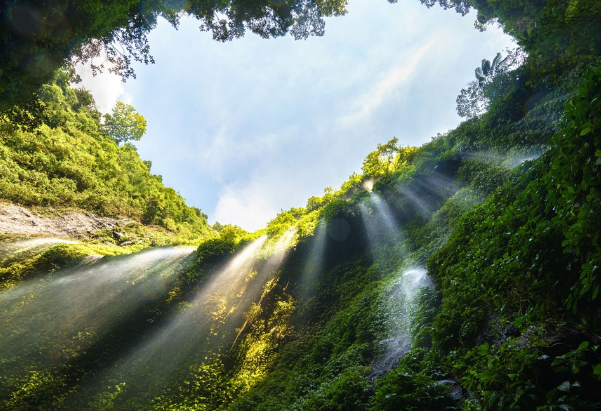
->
[435, 379, 463, 400]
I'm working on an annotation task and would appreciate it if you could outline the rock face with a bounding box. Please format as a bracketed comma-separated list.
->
[0, 203, 131, 239]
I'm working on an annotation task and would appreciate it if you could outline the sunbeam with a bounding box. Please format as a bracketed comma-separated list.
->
[461, 151, 507, 164]
[360, 193, 404, 261]
[0, 247, 195, 384]
[105, 237, 268, 385]
[299, 220, 327, 297]
[76, 233, 297, 405]
[504, 147, 545, 169]
[394, 173, 459, 219]
[461, 147, 545, 170]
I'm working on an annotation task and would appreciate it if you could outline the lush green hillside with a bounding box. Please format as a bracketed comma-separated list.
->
[1, 0, 601, 410]
[0, 69, 213, 240]
[0, 67, 215, 291]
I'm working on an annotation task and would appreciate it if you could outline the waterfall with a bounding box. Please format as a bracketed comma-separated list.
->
[373, 267, 433, 375]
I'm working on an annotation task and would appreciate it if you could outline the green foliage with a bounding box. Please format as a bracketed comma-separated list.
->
[372, 370, 455, 411]
[544, 64, 601, 318]
[409, 287, 440, 348]
[522, 0, 601, 81]
[3, 2, 601, 410]
[222, 53, 601, 409]
[418, 62, 601, 411]
[302, 368, 372, 411]
[0, 234, 184, 292]
[265, 208, 303, 237]
[322, 199, 357, 223]
[0, 243, 93, 290]
[196, 225, 247, 265]
[455, 160, 510, 195]
[362, 138, 417, 178]
[187, 0, 349, 42]
[449, 337, 601, 410]
[102, 102, 147, 144]
[0, 0, 167, 114]
[0, 71, 212, 239]
[456, 49, 526, 119]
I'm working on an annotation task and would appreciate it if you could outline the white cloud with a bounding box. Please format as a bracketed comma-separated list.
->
[213, 183, 279, 231]
[211, 158, 314, 231]
[194, 124, 297, 179]
[74, 60, 130, 113]
[195, 125, 233, 178]
[338, 36, 438, 125]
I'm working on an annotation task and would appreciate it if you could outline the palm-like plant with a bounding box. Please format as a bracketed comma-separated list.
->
[475, 53, 510, 87]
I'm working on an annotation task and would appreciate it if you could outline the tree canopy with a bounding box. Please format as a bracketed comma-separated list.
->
[103, 101, 147, 144]
[362, 138, 417, 178]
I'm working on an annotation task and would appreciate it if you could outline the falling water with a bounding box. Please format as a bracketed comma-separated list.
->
[373, 267, 433, 374]
[358, 195, 434, 374]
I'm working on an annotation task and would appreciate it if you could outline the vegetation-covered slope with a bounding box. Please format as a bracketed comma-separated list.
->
[0, 68, 213, 241]
[0, 67, 214, 292]
[1, 0, 601, 410]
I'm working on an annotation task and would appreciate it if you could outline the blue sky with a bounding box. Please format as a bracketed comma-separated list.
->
[77, 0, 514, 231]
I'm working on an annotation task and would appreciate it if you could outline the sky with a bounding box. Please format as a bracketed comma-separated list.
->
[76, 0, 514, 231]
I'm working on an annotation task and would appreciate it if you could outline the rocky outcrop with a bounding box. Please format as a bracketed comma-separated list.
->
[0, 203, 132, 240]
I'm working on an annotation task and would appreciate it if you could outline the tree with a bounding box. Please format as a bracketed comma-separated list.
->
[362, 138, 399, 177]
[413, 0, 471, 16]
[0, 67, 91, 132]
[475, 53, 509, 87]
[362, 138, 417, 178]
[456, 49, 525, 119]
[103, 101, 147, 144]
[0, 0, 168, 114]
